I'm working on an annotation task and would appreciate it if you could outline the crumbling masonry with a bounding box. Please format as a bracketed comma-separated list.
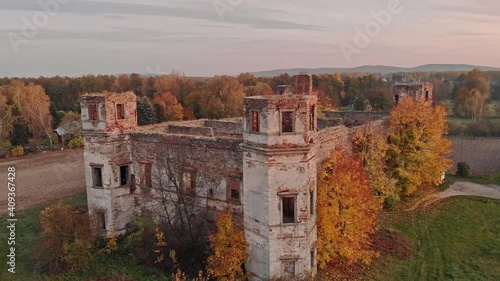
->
[80, 75, 396, 280]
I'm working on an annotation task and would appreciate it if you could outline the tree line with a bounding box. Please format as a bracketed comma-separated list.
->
[0, 72, 395, 150]
[2, 69, 497, 152]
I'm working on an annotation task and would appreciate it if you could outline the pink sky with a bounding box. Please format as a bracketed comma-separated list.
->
[1, 0, 499, 77]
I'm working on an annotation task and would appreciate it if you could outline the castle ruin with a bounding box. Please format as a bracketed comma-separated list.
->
[393, 82, 434, 104]
[80, 75, 396, 280]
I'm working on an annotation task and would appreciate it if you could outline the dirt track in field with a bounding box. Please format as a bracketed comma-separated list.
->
[0, 148, 85, 214]
[449, 137, 500, 174]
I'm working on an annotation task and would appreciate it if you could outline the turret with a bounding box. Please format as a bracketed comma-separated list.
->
[80, 92, 137, 236]
[242, 75, 318, 280]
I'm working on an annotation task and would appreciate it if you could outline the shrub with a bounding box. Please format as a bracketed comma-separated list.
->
[437, 179, 451, 191]
[123, 216, 158, 265]
[37, 204, 96, 273]
[384, 196, 397, 211]
[68, 136, 84, 148]
[11, 145, 24, 157]
[456, 162, 472, 177]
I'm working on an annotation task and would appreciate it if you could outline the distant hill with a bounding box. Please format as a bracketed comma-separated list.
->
[252, 64, 500, 77]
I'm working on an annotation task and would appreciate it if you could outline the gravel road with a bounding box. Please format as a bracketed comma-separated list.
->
[0, 148, 85, 214]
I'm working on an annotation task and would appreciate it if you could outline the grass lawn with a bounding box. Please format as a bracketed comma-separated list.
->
[2, 194, 499, 280]
[0, 194, 170, 281]
[365, 196, 500, 281]
[447, 170, 500, 185]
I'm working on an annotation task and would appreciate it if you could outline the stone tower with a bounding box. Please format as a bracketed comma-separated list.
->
[80, 92, 137, 236]
[242, 75, 318, 280]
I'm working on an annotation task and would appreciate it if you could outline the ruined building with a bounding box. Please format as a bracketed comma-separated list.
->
[393, 82, 434, 104]
[80, 75, 391, 280]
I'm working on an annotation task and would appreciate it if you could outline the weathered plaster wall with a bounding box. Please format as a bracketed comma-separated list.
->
[204, 119, 243, 136]
[393, 83, 434, 103]
[130, 133, 244, 217]
[83, 134, 135, 234]
[243, 95, 317, 147]
[80, 92, 137, 134]
[242, 146, 318, 280]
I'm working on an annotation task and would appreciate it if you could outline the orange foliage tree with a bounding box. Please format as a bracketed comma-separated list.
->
[317, 149, 379, 268]
[153, 92, 184, 122]
[386, 97, 452, 196]
[353, 127, 397, 206]
[207, 209, 247, 281]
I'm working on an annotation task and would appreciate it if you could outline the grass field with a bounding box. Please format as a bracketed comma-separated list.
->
[0, 194, 169, 281]
[365, 196, 500, 281]
[2, 195, 499, 280]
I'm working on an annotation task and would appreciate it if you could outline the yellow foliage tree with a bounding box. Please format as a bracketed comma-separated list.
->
[387, 97, 452, 196]
[5, 81, 53, 147]
[353, 128, 397, 206]
[207, 209, 247, 281]
[317, 149, 379, 268]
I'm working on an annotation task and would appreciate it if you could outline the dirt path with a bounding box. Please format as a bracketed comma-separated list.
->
[406, 181, 500, 211]
[0, 148, 85, 214]
[439, 181, 500, 200]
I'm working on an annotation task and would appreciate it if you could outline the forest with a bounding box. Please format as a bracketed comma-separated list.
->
[1, 69, 499, 156]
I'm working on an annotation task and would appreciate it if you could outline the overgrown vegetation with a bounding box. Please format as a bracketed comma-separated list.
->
[67, 136, 84, 148]
[10, 145, 24, 157]
[353, 127, 398, 207]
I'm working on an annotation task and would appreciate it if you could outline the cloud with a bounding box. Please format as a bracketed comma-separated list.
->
[1, 0, 499, 77]
[429, 2, 500, 19]
[445, 31, 499, 37]
[0, 0, 324, 31]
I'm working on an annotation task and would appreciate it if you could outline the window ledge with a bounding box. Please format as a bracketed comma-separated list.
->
[281, 222, 299, 226]
[227, 199, 242, 205]
[280, 255, 300, 261]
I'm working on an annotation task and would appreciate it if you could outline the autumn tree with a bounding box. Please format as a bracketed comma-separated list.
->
[184, 91, 203, 119]
[37, 204, 96, 273]
[5, 81, 54, 147]
[317, 149, 379, 267]
[353, 127, 397, 206]
[112, 74, 133, 92]
[153, 92, 184, 122]
[316, 90, 337, 113]
[153, 74, 196, 103]
[199, 76, 245, 119]
[0, 93, 13, 141]
[244, 82, 273, 96]
[207, 209, 247, 281]
[237, 72, 257, 87]
[386, 97, 452, 196]
[314, 73, 344, 107]
[454, 69, 491, 120]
